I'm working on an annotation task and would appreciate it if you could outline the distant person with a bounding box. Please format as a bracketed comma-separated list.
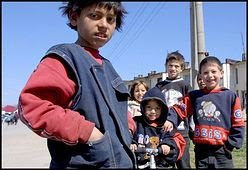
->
[13, 112, 19, 125]
[18, 1, 136, 168]
[128, 81, 149, 118]
[130, 87, 186, 168]
[197, 73, 206, 90]
[168, 56, 245, 168]
[156, 50, 192, 169]
[189, 73, 207, 140]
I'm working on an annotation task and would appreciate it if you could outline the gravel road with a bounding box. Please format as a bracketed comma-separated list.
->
[2, 122, 50, 168]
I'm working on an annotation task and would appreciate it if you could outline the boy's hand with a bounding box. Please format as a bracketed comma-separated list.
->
[129, 129, 133, 135]
[162, 120, 173, 132]
[88, 127, 104, 142]
[161, 144, 170, 155]
[130, 144, 137, 152]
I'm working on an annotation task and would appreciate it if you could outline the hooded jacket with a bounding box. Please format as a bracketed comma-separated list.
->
[132, 87, 185, 167]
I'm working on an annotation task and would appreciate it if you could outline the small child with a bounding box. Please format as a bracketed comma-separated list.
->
[128, 81, 149, 117]
[130, 87, 186, 168]
[169, 56, 245, 168]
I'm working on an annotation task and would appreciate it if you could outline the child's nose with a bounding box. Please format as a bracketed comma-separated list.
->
[150, 108, 156, 113]
[98, 18, 108, 28]
[207, 72, 213, 77]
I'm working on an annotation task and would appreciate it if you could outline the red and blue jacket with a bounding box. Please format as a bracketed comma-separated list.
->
[169, 87, 245, 151]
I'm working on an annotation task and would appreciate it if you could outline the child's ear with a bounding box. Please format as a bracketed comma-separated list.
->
[220, 70, 224, 78]
[69, 10, 78, 27]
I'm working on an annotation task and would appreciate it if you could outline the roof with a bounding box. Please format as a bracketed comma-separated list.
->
[2, 105, 18, 112]
[226, 58, 240, 65]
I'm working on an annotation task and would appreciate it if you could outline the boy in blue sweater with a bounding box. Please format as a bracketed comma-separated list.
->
[168, 56, 245, 168]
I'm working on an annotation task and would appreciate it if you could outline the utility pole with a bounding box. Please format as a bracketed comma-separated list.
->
[241, 32, 246, 61]
[190, 2, 208, 89]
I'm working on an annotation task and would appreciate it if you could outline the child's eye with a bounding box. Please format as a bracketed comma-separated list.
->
[89, 13, 100, 20]
[107, 16, 116, 24]
[145, 106, 151, 110]
[146, 106, 151, 109]
[154, 107, 161, 111]
[145, 106, 161, 111]
[156, 107, 161, 110]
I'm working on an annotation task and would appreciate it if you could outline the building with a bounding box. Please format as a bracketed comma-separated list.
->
[223, 58, 247, 110]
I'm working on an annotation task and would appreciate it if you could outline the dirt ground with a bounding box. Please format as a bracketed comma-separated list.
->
[2, 122, 50, 168]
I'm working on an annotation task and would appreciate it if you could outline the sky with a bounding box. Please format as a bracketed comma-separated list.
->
[2, 2, 246, 106]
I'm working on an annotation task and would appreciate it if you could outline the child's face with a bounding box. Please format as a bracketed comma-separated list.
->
[70, 4, 116, 49]
[197, 75, 206, 89]
[166, 59, 183, 79]
[134, 84, 147, 103]
[200, 62, 223, 90]
[144, 100, 162, 121]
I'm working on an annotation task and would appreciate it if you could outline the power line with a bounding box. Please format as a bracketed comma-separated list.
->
[113, 2, 166, 60]
[240, 32, 245, 53]
[109, 3, 148, 59]
[112, 3, 159, 59]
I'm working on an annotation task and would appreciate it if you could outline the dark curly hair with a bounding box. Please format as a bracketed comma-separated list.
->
[59, 0, 127, 31]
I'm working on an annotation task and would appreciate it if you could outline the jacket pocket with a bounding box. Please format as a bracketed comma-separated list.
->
[70, 131, 114, 168]
[86, 131, 113, 165]
[111, 77, 129, 101]
[112, 77, 129, 94]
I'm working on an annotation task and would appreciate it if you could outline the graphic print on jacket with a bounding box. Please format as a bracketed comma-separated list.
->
[197, 101, 221, 122]
[162, 88, 185, 130]
[182, 88, 245, 147]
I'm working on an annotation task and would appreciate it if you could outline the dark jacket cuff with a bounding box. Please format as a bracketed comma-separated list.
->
[224, 142, 234, 152]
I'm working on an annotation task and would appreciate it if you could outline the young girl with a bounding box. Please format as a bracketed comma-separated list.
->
[128, 81, 149, 117]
